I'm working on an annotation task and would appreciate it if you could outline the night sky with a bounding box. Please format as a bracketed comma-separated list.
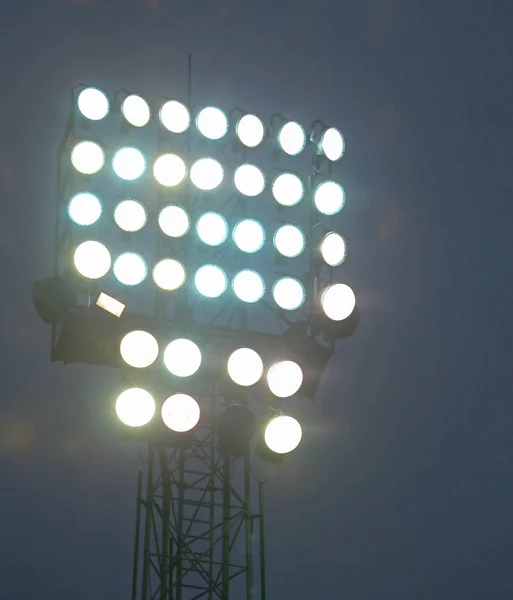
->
[1, 1, 513, 599]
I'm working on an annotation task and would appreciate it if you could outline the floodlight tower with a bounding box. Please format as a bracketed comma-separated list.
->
[33, 65, 358, 600]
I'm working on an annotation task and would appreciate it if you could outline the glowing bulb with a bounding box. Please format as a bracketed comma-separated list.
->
[272, 277, 305, 310]
[112, 147, 146, 181]
[234, 164, 265, 197]
[77, 87, 109, 121]
[68, 192, 102, 226]
[264, 416, 302, 454]
[267, 361, 303, 398]
[162, 394, 200, 432]
[236, 114, 265, 147]
[190, 158, 224, 190]
[116, 388, 155, 427]
[314, 181, 345, 215]
[321, 128, 344, 161]
[71, 141, 104, 175]
[120, 331, 159, 368]
[164, 339, 202, 377]
[113, 252, 147, 286]
[196, 212, 228, 246]
[153, 154, 187, 187]
[227, 348, 263, 386]
[74, 241, 111, 279]
[160, 100, 191, 133]
[321, 232, 346, 267]
[232, 219, 265, 253]
[232, 270, 265, 303]
[196, 106, 228, 140]
[194, 265, 228, 298]
[158, 205, 190, 238]
[152, 259, 186, 291]
[114, 199, 147, 232]
[278, 121, 306, 156]
[274, 225, 305, 258]
[122, 94, 151, 127]
[272, 173, 304, 207]
[320, 284, 356, 321]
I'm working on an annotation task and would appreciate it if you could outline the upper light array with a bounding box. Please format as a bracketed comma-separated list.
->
[76, 86, 345, 160]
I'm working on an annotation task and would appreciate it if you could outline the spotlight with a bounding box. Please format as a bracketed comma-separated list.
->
[272, 277, 305, 311]
[236, 114, 265, 148]
[116, 388, 155, 427]
[320, 283, 356, 321]
[273, 224, 305, 258]
[32, 277, 76, 325]
[227, 348, 264, 386]
[264, 415, 302, 454]
[232, 219, 265, 253]
[194, 264, 228, 298]
[96, 292, 125, 317]
[120, 330, 159, 368]
[112, 147, 146, 181]
[196, 212, 228, 246]
[232, 270, 265, 303]
[153, 153, 187, 187]
[319, 127, 344, 161]
[114, 199, 147, 232]
[152, 258, 186, 291]
[313, 180, 345, 215]
[266, 360, 303, 398]
[113, 252, 147, 286]
[164, 339, 202, 377]
[77, 87, 109, 121]
[278, 121, 306, 156]
[160, 100, 191, 133]
[158, 205, 190, 238]
[190, 157, 224, 190]
[196, 106, 228, 140]
[234, 164, 265, 197]
[272, 173, 304, 207]
[74, 241, 111, 279]
[121, 94, 151, 128]
[218, 405, 256, 456]
[68, 192, 102, 226]
[162, 394, 200, 432]
[319, 232, 346, 267]
[71, 141, 105, 175]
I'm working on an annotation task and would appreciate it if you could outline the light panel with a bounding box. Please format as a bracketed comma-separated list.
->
[274, 224, 305, 258]
[162, 394, 200, 432]
[267, 360, 303, 398]
[320, 283, 356, 321]
[314, 181, 345, 215]
[227, 348, 263, 386]
[190, 157, 224, 191]
[74, 240, 111, 279]
[234, 164, 265, 197]
[113, 252, 147, 286]
[96, 292, 125, 317]
[232, 219, 265, 253]
[68, 192, 102, 226]
[196, 212, 228, 246]
[195, 264, 228, 298]
[272, 277, 305, 311]
[71, 141, 105, 175]
[264, 415, 302, 454]
[122, 94, 151, 127]
[116, 388, 155, 427]
[120, 330, 159, 368]
[278, 121, 306, 156]
[153, 258, 186, 291]
[77, 87, 109, 121]
[164, 339, 202, 377]
[160, 100, 191, 133]
[114, 199, 147, 232]
[196, 106, 228, 140]
[153, 153, 187, 187]
[232, 270, 265, 303]
[321, 128, 344, 161]
[272, 173, 304, 207]
[158, 205, 190, 238]
[321, 232, 346, 267]
[236, 114, 265, 148]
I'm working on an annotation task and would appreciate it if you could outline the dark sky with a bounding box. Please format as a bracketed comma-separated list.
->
[1, 1, 513, 598]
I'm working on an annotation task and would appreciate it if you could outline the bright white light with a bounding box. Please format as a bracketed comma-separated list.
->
[196, 212, 228, 246]
[232, 219, 265, 253]
[114, 199, 147, 232]
[158, 205, 190, 238]
[278, 121, 306, 156]
[113, 252, 147, 286]
[234, 164, 265, 197]
[120, 330, 159, 368]
[274, 224, 305, 258]
[96, 292, 125, 317]
[227, 348, 264, 386]
[164, 339, 202, 377]
[74, 241, 111, 279]
[153, 154, 187, 187]
[190, 158, 224, 191]
[272, 173, 304, 207]
[68, 192, 102, 226]
[152, 258, 186, 291]
[321, 232, 346, 267]
[232, 270, 265, 303]
[112, 147, 146, 181]
[314, 181, 345, 215]
[162, 394, 200, 432]
[321, 128, 344, 161]
[122, 94, 151, 127]
[71, 141, 105, 175]
[77, 87, 109, 121]
[264, 416, 302, 454]
[194, 265, 228, 298]
[236, 114, 265, 147]
[321, 283, 356, 321]
[116, 388, 155, 427]
[272, 277, 305, 311]
[267, 361, 303, 398]
[160, 100, 191, 133]
[196, 106, 228, 140]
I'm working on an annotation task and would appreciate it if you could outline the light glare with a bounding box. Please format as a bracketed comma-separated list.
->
[321, 283, 356, 321]
[71, 141, 105, 175]
[190, 158, 224, 190]
[234, 164, 265, 197]
[114, 199, 147, 232]
[267, 361, 303, 398]
[120, 331, 159, 368]
[272, 173, 304, 207]
[152, 258, 186, 291]
[321, 232, 346, 267]
[278, 121, 306, 156]
[196, 106, 228, 140]
[162, 394, 200, 432]
[314, 181, 345, 215]
[232, 219, 265, 253]
[158, 205, 190, 238]
[194, 265, 228, 298]
[264, 416, 302, 454]
[232, 270, 265, 303]
[122, 95, 151, 127]
[164, 339, 202, 377]
[274, 224, 305, 258]
[227, 348, 264, 386]
[77, 87, 109, 121]
[272, 277, 305, 311]
[236, 114, 265, 147]
[153, 154, 187, 187]
[116, 388, 155, 427]
[68, 192, 102, 226]
[74, 241, 111, 279]
[113, 252, 147, 286]
[160, 100, 191, 133]
[196, 212, 228, 246]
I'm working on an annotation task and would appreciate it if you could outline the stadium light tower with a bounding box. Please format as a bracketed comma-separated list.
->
[33, 60, 358, 600]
